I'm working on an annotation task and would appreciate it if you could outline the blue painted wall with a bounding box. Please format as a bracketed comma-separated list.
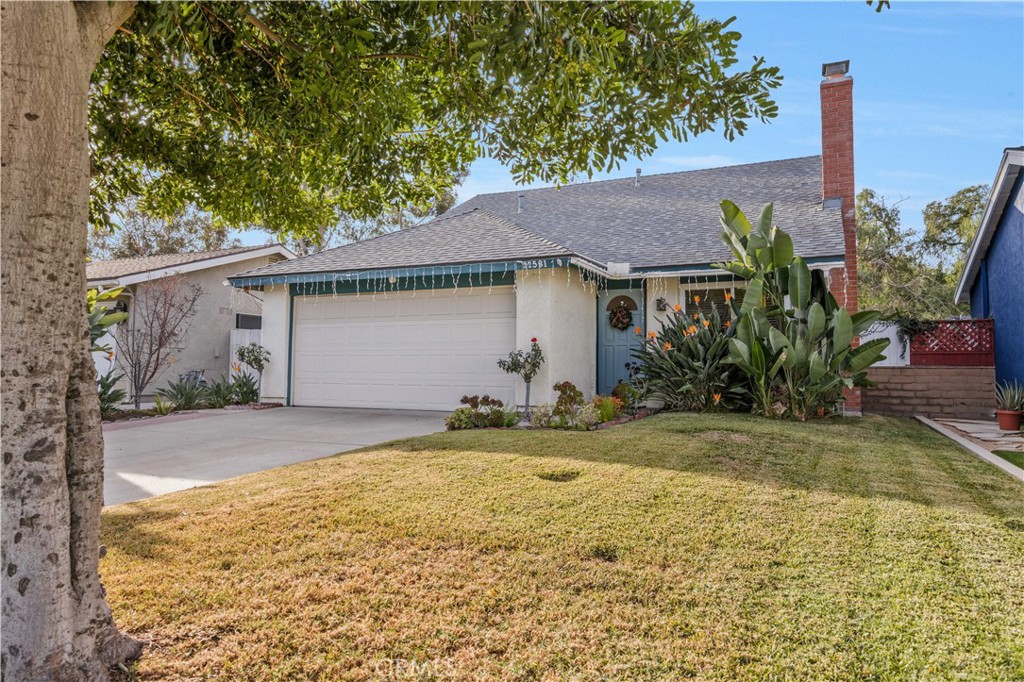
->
[970, 171, 1024, 384]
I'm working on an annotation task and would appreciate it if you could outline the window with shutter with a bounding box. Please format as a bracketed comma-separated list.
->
[681, 285, 741, 319]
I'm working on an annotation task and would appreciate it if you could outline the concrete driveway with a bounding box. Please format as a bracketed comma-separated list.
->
[103, 407, 445, 506]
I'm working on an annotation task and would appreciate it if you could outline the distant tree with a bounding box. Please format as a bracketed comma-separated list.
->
[116, 276, 204, 409]
[90, 200, 241, 259]
[857, 187, 984, 319]
[920, 184, 988, 276]
[288, 172, 467, 255]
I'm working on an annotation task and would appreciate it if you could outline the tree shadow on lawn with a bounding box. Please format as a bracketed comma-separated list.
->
[102, 507, 183, 560]
[388, 413, 1024, 520]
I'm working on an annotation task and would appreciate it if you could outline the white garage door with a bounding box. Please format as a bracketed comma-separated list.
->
[291, 287, 517, 410]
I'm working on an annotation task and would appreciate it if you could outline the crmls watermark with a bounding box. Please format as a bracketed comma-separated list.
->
[374, 657, 456, 679]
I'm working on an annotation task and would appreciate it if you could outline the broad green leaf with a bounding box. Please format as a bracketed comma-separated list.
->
[750, 337, 766, 377]
[832, 309, 853, 349]
[809, 351, 826, 382]
[719, 200, 752, 237]
[788, 257, 811, 310]
[768, 326, 792, 354]
[850, 310, 882, 337]
[845, 338, 891, 373]
[729, 338, 751, 366]
[807, 302, 825, 340]
[773, 229, 794, 267]
[756, 202, 774, 235]
[740, 274, 764, 315]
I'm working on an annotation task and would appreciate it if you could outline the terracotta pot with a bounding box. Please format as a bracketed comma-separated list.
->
[995, 409, 1023, 431]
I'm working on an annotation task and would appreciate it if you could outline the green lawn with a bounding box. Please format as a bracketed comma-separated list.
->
[101, 414, 1024, 681]
[994, 449, 1024, 470]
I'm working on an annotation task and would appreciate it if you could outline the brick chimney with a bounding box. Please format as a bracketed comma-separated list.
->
[820, 59, 857, 314]
[820, 60, 861, 414]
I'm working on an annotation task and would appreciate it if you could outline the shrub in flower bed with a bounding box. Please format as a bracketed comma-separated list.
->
[529, 383, 625, 431]
[445, 395, 520, 431]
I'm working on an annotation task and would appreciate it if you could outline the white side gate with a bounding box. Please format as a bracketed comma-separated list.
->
[230, 328, 262, 379]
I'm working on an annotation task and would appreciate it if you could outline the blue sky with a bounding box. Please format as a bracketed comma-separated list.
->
[457, 1, 1023, 236]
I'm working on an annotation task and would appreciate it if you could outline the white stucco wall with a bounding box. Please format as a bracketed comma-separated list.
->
[514, 267, 597, 406]
[258, 285, 290, 403]
[645, 276, 684, 334]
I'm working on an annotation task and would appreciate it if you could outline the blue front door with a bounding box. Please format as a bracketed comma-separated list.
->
[597, 288, 643, 395]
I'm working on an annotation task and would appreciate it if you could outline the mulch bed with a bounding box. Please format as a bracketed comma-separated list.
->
[102, 402, 284, 424]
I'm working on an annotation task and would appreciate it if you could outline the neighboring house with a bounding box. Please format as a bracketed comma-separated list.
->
[88, 244, 294, 397]
[955, 146, 1024, 385]
[229, 61, 860, 411]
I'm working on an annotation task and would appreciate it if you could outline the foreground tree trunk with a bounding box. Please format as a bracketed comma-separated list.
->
[1, 2, 139, 679]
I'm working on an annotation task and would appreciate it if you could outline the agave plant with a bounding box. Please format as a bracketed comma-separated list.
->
[97, 369, 126, 419]
[716, 200, 890, 419]
[155, 377, 207, 410]
[995, 380, 1024, 412]
[203, 375, 236, 409]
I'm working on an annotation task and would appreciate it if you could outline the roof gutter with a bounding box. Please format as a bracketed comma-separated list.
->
[954, 147, 1024, 305]
[570, 257, 847, 280]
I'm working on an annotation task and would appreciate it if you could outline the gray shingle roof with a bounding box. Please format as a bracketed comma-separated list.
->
[234, 155, 845, 280]
[235, 208, 569, 278]
[455, 156, 844, 269]
[87, 244, 284, 282]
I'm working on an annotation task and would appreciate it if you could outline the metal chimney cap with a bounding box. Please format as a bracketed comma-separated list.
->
[634, 168, 642, 187]
[517, 193, 525, 213]
[822, 60, 850, 78]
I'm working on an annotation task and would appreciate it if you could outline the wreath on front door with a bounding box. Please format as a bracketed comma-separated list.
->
[608, 304, 633, 331]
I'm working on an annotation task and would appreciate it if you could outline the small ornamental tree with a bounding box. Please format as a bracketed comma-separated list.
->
[116, 276, 204, 409]
[235, 343, 271, 399]
[498, 338, 545, 414]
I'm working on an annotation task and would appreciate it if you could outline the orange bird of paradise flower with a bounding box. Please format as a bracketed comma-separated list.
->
[724, 320, 732, 328]
[693, 294, 701, 304]
[673, 303, 682, 312]
[724, 292, 733, 301]
[688, 325, 698, 335]
[647, 331, 657, 339]
[633, 326, 642, 335]
[702, 319, 710, 328]
[663, 341, 672, 350]
[713, 393, 721, 404]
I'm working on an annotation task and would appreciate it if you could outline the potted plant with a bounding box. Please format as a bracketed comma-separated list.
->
[995, 380, 1024, 431]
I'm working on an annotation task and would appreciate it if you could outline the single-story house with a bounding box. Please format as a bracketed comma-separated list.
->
[88, 244, 294, 397]
[955, 146, 1024, 385]
[230, 61, 860, 411]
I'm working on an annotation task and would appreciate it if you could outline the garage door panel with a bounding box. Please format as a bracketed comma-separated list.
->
[292, 287, 516, 409]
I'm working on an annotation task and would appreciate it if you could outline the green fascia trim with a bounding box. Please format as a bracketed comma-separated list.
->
[230, 258, 572, 290]
[632, 255, 846, 275]
[604, 278, 646, 290]
[289, 270, 518, 296]
[285, 292, 294, 407]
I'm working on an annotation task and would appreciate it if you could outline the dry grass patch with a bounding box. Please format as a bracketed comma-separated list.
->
[102, 414, 1024, 680]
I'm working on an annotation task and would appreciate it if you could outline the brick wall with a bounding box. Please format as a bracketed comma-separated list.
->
[863, 366, 996, 420]
[821, 65, 860, 413]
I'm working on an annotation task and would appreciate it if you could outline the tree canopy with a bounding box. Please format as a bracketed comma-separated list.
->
[857, 185, 987, 319]
[89, 199, 241, 259]
[89, 1, 781, 238]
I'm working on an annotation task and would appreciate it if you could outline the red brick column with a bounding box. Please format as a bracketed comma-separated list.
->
[820, 62, 860, 413]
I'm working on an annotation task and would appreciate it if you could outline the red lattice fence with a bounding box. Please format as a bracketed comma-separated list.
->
[909, 319, 994, 367]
